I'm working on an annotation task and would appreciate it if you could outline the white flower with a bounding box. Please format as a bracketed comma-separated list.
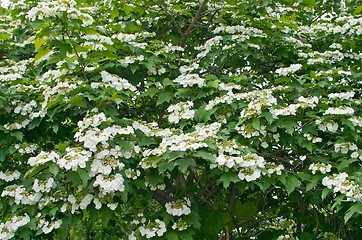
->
[165, 198, 192, 216]
[28, 151, 59, 166]
[173, 74, 205, 87]
[238, 168, 262, 182]
[93, 173, 125, 195]
[275, 64, 302, 76]
[0, 170, 21, 182]
[324, 106, 354, 115]
[57, 147, 90, 171]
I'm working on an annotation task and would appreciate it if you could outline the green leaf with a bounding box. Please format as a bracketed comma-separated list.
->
[67, 171, 81, 185]
[344, 203, 362, 223]
[195, 150, 215, 162]
[219, 172, 240, 188]
[158, 161, 175, 173]
[306, 175, 321, 192]
[285, 175, 300, 195]
[49, 162, 59, 176]
[100, 206, 112, 227]
[11, 131, 24, 141]
[157, 92, 173, 105]
[321, 188, 331, 200]
[163, 78, 175, 86]
[141, 87, 159, 97]
[175, 158, 196, 172]
[194, 107, 214, 123]
[25, 165, 46, 178]
[77, 168, 89, 186]
[165, 231, 178, 240]
[353, 5, 362, 15]
[252, 118, 260, 130]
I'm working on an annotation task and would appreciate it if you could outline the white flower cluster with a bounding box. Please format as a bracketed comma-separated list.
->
[297, 96, 319, 105]
[309, 162, 332, 174]
[236, 123, 266, 138]
[328, 91, 355, 100]
[303, 133, 322, 143]
[205, 86, 286, 111]
[195, 36, 223, 59]
[125, 168, 141, 180]
[179, 62, 199, 75]
[90, 71, 137, 92]
[83, 34, 113, 45]
[277, 234, 296, 240]
[216, 152, 266, 170]
[334, 142, 358, 154]
[76, 121, 134, 153]
[322, 172, 362, 201]
[167, 101, 195, 124]
[112, 32, 155, 49]
[37, 218, 62, 234]
[90, 148, 126, 176]
[0, 214, 30, 240]
[163, 43, 184, 53]
[173, 73, 205, 88]
[13, 100, 37, 116]
[142, 122, 221, 160]
[93, 173, 125, 195]
[28, 151, 60, 166]
[218, 82, 242, 91]
[131, 219, 167, 239]
[172, 219, 190, 231]
[0, 170, 20, 182]
[270, 103, 314, 119]
[63, 193, 96, 213]
[330, 43, 343, 50]
[76, 111, 111, 130]
[300, 50, 345, 65]
[264, 163, 284, 175]
[349, 116, 362, 127]
[13, 143, 38, 154]
[1, 185, 42, 205]
[275, 64, 302, 76]
[57, 147, 91, 171]
[316, 120, 338, 132]
[33, 178, 55, 193]
[132, 121, 172, 137]
[26, 0, 94, 26]
[165, 198, 191, 216]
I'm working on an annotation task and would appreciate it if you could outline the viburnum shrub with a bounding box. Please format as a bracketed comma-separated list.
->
[0, 0, 361, 239]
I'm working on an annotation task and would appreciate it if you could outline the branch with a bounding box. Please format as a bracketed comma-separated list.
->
[180, 0, 209, 47]
[63, 30, 88, 81]
[148, 0, 184, 37]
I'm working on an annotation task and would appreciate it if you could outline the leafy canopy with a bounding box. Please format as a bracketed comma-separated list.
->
[0, 0, 361, 239]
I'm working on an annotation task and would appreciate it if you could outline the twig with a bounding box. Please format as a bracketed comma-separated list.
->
[63, 30, 88, 81]
[148, 0, 184, 37]
[180, 0, 209, 47]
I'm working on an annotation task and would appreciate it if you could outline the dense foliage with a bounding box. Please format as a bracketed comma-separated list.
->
[0, 0, 362, 239]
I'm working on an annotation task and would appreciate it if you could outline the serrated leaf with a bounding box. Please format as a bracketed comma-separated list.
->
[77, 168, 89, 186]
[306, 175, 321, 192]
[285, 175, 300, 195]
[25, 165, 46, 178]
[157, 92, 173, 105]
[344, 203, 362, 223]
[141, 87, 159, 97]
[195, 150, 215, 161]
[175, 158, 196, 172]
[219, 172, 240, 188]
[165, 231, 178, 240]
[321, 188, 331, 200]
[252, 118, 260, 130]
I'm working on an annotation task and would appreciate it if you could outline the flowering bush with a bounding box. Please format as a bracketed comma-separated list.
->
[0, 0, 361, 239]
